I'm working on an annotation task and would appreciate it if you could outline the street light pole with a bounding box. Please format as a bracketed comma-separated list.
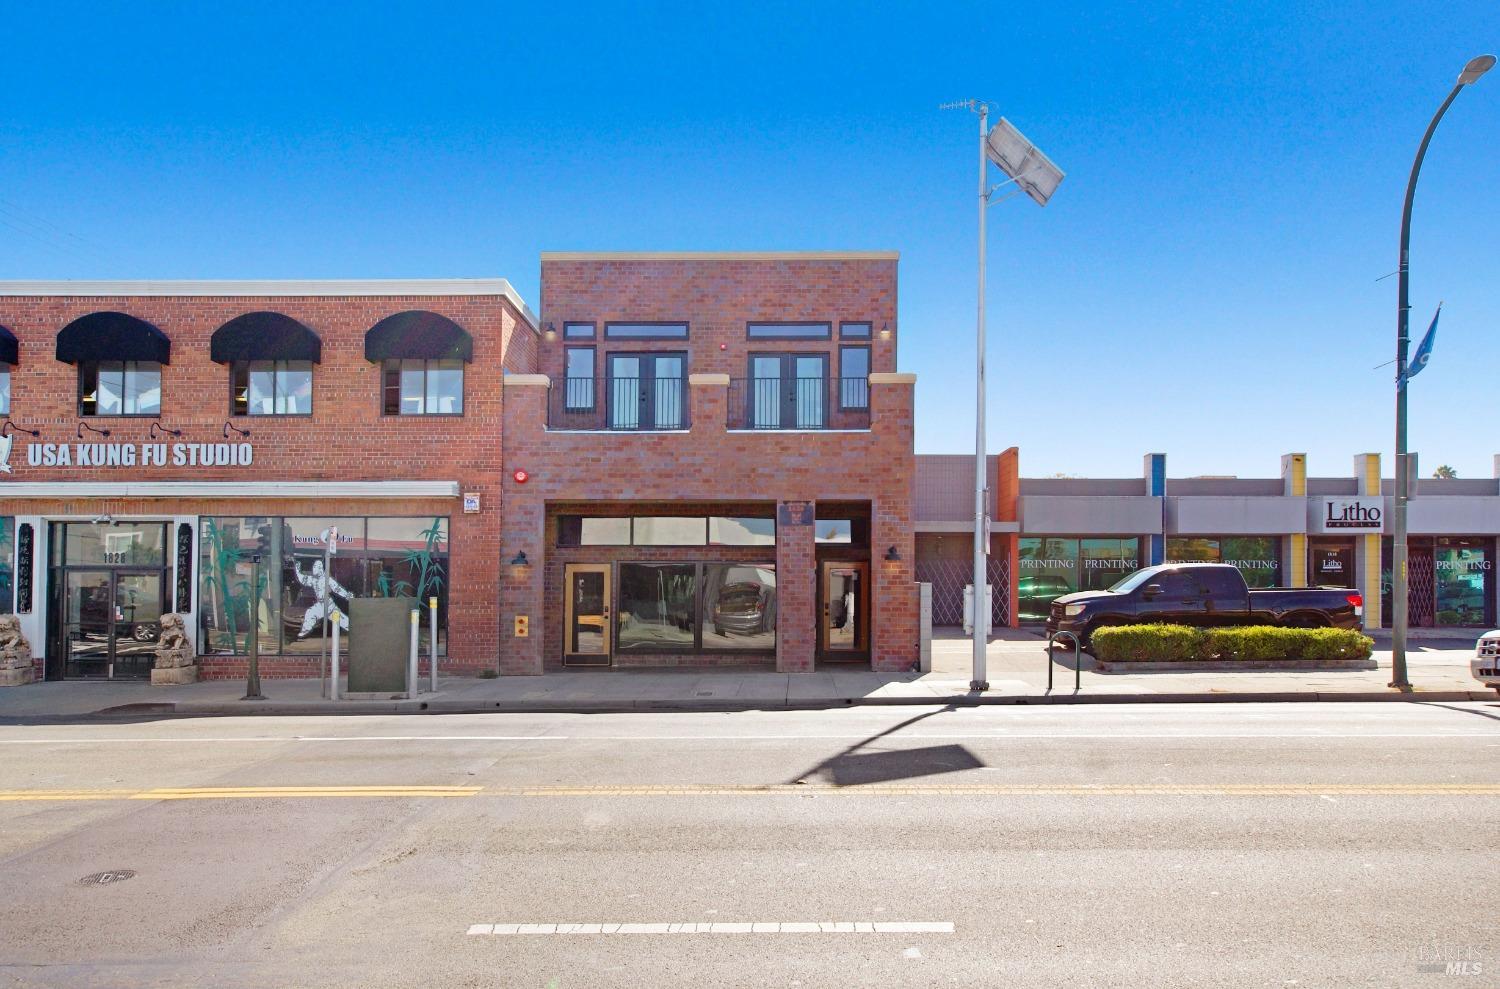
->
[972, 100, 991, 693]
[1390, 54, 1495, 689]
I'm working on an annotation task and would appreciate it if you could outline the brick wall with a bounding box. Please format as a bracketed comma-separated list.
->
[0, 292, 535, 672]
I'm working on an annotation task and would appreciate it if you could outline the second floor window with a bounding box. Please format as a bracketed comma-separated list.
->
[232, 360, 313, 416]
[565, 347, 595, 410]
[382, 359, 464, 415]
[0, 368, 9, 415]
[79, 361, 161, 416]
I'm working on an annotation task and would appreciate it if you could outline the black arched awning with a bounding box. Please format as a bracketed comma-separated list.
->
[210, 312, 322, 364]
[364, 311, 473, 363]
[0, 324, 17, 366]
[56, 312, 171, 365]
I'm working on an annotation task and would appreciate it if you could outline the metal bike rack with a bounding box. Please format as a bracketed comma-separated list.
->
[1046, 631, 1082, 693]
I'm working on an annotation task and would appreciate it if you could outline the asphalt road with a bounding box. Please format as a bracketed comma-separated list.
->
[1, 702, 1497, 988]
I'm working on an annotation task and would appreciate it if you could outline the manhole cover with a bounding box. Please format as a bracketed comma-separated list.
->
[77, 870, 135, 887]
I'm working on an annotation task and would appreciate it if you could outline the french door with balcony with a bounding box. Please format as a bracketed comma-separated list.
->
[748, 354, 828, 429]
[607, 353, 686, 430]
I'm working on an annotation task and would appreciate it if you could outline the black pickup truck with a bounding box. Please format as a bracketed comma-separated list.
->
[1045, 563, 1364, 646]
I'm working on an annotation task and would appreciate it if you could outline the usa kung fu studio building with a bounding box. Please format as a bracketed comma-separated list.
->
[0, 280, 535, 681]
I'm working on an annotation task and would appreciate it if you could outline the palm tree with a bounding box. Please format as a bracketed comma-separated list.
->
[1432, 465, 1457, 479]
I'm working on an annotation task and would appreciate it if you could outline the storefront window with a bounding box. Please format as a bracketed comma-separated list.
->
[365, 517, 449, 653]
[0, 517, 12, 615]
[1435, 538, 1492, 626]
[198, 517, 279, 656]
[1166, 537, 1280, 588]
[1018, 537, 1078, 621]
[1079, 538, 1141, 591]
[282, 518, 364, 654]
[702, 564, 777, 650]
[617, 563, 697, 650]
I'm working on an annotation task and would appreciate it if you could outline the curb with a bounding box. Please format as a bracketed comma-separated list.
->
[53, 688, 1492, 719]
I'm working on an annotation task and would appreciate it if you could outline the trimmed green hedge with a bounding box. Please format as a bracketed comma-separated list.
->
[1090, 624, 1374, 663]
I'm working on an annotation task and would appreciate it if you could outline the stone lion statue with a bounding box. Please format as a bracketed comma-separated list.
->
[0, 615, 33, 687]
[151, 614, 198, 685]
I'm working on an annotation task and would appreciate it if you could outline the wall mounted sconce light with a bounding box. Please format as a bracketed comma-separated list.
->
[76, 421, 110, 438]
[543, 322, 557, 342]
[884, 545, 901, 562]
[150, 421, 183, 439]
[879, 323, 893, 341]
[1, 420, 38, 438]
[509, 550, 530, 567]
[223, 421, 251, 438]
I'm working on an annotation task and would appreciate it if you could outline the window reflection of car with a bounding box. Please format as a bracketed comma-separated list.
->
[1018, 575, 1072, 619]
[713, 582, 775, 636]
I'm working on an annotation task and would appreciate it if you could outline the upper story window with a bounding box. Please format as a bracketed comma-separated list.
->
[364, 310, 473, 417]
[839, 345, 870, 409]
[79, 361, 161, 416]
[232, 360, 313, 416]
[564, 322, 596, 339]
[839, 321, 872, 338]
[0, 367, 11, 416]
[382, 359, 464, 415]
[604, 322, 688, 339]
[564, 347, 595, 411]
[747, 322, 831, 340]
[0, 324, 15, 415]
[56, 311, 171, 417]
[212, 312, 322, 416]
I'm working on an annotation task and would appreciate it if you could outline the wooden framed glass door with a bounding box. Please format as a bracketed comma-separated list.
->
[819, 561, 868, 660]
[563, 563, 612, 667]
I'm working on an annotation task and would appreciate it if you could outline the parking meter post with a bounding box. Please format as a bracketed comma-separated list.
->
[1046, 637, 1054, 692]
[1075, 637, 1081, 692]
[408, 608, 419, 698]
[428, 596, 438, 693]
[329, 608, 341, 702]
[242, 554, 265, 701]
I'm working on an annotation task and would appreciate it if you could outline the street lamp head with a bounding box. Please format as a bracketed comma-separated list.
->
[1458, 54, 1495, 85]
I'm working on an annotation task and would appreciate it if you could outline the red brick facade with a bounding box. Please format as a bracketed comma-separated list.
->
[500, 254, 918, 675]
[0, 284, 534, 678]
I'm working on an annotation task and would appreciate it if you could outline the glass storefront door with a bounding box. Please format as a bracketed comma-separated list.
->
[563, 564, 612, 667]
[820, 561, 867, 659]
[1310, 541, 1355, 588]
[58, 569, 164, 680]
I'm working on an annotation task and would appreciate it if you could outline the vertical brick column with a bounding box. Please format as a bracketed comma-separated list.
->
[869, 373, 918, 671]
[500, 374, 550, 675]
[688, 373, 729, 434]
[1354, 453, 1383, 628]
[776, 502, 816, 674]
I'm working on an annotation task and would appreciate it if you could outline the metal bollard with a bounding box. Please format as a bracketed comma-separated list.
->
[429, 596, 438, 693]
[408, 608, 419, 698]
[329, 608, 342, 702]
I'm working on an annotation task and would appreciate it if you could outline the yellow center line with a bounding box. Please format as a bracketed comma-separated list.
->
[0, 782, 1497, 802]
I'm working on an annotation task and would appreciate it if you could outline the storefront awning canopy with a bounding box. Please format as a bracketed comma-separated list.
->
[210, 311, 322, 364]
[55, 312, 171, 365]
[0, 324, 17, 366]
[364, 310, 473, 363]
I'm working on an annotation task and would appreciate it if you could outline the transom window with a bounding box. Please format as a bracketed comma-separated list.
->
[382, 359, 464, 415]
[747, 322, 831, 339]
[558, 515, 775, 547]
[839, 321, 872, 338]
[604, 322, 688, 339]
[79, 361, 161, 416]
[564, 322, 596, 339]
[232, 360, 313, 416]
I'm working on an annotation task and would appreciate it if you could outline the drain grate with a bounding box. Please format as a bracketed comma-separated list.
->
[77, 870, 135, 887]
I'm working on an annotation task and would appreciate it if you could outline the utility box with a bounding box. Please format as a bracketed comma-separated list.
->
[918, 582, 933, 673]
[963, 583, 992, 637]
[347, 598, 413, 693]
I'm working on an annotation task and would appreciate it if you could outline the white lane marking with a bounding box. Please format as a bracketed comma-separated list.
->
[2, 732, 1497, 744]
[466, 921, 955, 935]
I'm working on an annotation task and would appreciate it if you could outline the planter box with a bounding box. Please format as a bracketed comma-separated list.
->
[1096, 658, 1378, 673]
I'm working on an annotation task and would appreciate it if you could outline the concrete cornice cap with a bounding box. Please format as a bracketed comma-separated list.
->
[503, 373, 551, 387]
[688, 373, 731, 386]
[868, 372, 917, 385]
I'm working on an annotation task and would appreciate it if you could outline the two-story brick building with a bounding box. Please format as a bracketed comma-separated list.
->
[500, 252, 919, 674]
[0, 280, 535, 681]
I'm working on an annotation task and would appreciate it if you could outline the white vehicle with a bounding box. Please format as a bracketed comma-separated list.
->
[1472, 631, 1500, 696]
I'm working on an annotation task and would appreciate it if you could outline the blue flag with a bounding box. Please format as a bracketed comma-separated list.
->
[1405, 303, 1441, 383]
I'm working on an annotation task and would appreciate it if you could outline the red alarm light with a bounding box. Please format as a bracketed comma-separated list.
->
[513, 469, 529, 484]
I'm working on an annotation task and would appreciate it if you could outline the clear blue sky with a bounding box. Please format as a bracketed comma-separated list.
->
[2, 2, 1496, 479]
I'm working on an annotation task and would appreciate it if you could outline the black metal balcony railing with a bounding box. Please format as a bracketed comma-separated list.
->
[727, 377, 870, 431]
[547, 375, 690, 431]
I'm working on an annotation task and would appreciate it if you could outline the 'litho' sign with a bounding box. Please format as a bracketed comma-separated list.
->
[1314, 496, 1383, 533]
[12, 442, 254, 470]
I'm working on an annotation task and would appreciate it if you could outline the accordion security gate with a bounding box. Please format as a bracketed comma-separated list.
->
[916, 555, 1012, 628]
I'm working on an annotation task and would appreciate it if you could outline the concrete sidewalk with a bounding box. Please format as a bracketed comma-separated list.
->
[1, 633, 1491, 719]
